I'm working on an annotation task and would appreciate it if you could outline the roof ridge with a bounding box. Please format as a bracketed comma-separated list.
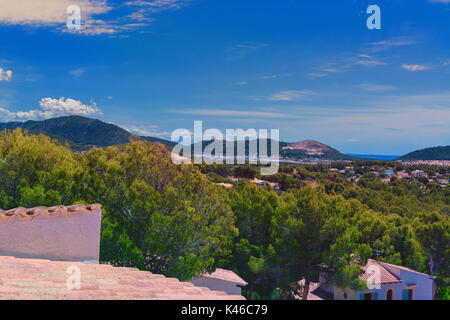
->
[199, 268, 248, 286]
[373, 259, 401, 281]
[0, 204, 102, 220]
[378, 260, 434, 278]
[361, 259, 402, 284]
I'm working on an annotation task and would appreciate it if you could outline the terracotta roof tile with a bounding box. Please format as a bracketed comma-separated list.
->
[360, 259, 402, 284]
[378, 261, 435, 279]
[298, 280, 333, 300]
[0, 256, 245, 300]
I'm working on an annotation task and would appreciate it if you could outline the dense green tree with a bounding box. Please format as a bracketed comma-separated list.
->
[232, 164, 258, 179]
[0, 128, 80, 209]
[273, 187, 370, 300]
[415, 212, 449, 278]
[224, 181, 280, 299]
[78, 141, 238, 280]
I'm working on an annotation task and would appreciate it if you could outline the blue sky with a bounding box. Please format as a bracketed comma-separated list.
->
[0, 0, 449, 155]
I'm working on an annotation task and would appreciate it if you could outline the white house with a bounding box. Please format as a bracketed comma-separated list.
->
[318, 259, 435, 300]
[190, 268, 247, 296]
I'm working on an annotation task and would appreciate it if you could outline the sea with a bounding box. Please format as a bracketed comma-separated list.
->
[346, 154, 400, 161]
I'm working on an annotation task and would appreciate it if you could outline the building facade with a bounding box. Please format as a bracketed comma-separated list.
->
[318, 259, 435, 300]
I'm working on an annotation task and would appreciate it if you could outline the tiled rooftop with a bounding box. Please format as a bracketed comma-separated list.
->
[378, 261, 435, 279]
[0, 256, 245, 300]
[360, 259, 402, 284]
[298, 280, 333, 300]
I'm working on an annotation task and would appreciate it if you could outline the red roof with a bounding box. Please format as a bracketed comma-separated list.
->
[298, 281, 333, 300]
[360, 259, 402, 285]
[378, 261, 435, 279]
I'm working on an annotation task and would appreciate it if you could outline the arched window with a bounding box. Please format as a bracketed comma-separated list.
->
[386, 289, 394, 300]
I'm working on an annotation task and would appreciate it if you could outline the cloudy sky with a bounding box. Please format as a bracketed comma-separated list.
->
[0, 0, 449, 154]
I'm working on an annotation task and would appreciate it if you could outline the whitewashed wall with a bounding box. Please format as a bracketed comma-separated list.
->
[190, 277, 243, 296]
[0, 206, 101, 262]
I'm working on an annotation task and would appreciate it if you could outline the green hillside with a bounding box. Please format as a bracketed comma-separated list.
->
[399, 145, 450, 161]
[0, 116, 174, 151]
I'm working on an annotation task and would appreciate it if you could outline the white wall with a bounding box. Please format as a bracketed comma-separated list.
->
[334, 287, 356, 300]
[381, 264, 434, 300]
[0, 207, 101, 262]
[355, 282, 404, 300]
[354, 275, 433, 300]
[190, 276, 243, 296]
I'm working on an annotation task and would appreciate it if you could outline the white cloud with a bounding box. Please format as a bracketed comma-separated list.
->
[354, 83, 396, 91]
[402, 64, 427, 72]
[0, 0, 110, 25]
[311, 53, 386, 77]
[0, 97, 101, 121]
[0, 0, 119, 35]
[171, 108, 289, 118]
[258, 93, 450, 146]
[268, 90, 315, 101]
[70, 67, 86, 78]
[0, 68, 12, 81]
[261, 73, 293, 80]
[355, 53, 386, 67]
[369, 39, 416, 51]
[0, 0, 189, 35]
[306, 72, 328, 78]
[370, 40, 415, 46]
[124, 0, 189, 13]
[121, 124, 171, 138]
[355, 59, 386, 67]
[228, 81, 248, 86]
[317, 67, 344, 73]
[39, 97, 100, 116]
[323, 105, 450, 140]
[227, 43, 270, 61]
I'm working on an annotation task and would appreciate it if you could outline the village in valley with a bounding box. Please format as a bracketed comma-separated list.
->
[207, 160, 450, 191]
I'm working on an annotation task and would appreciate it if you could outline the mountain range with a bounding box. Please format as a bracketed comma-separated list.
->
[0, 116, 448, 161]
[0, 116, 175, 152]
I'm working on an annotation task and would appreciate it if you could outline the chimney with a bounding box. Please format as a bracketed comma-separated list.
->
[0, 204, 102, 263]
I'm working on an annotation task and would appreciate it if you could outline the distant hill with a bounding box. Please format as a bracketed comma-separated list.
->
[0, 116, 174, 152]
[189, 139, 356, 161]
[281, 140, 356, 161]
[398, 145, 450, 161]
